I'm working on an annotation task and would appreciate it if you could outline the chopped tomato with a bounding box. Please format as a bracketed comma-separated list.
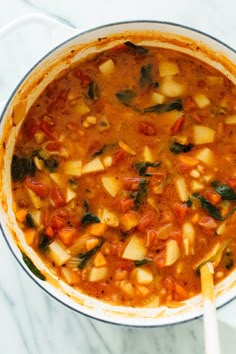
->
[39, 120, 57, 140]
[122, 177, 142, 191]
[205, 190, 221, 205]
[198, 216, 217, 235]
[226, 176, 236, 189]
[113, 149, 126, 165]
[154, 250, 165, 269]
[50, 186, 66, 207]
[137, 210, 155, 233]
[23, 119, 38, 139]
[178, 162, 194, 173]
[183, 96, 197, 111]
[45, 226, 54, 238]
[173, 203, 188, 224]
[163, 276, 188, 301]
[46, 141, 62, 151]
[169, 231, 182, 246]
[115, 259, 135, 271]
[50, 215, 66, 230]
[138, 121, 157, 136]
[120, 198, 134, 213]
[74, 69, 91, 87]
[171, 115, 185, 135]
[160, 210, 174, 224]
[24, 176, 49, 198]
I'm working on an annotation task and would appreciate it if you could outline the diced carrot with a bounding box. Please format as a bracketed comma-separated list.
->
[15, 209, 28, 223]
[23, 118, 38, 139]
[137, 210, 155, 233]
[24, 177, 49, 198]
[120, 198, 134, 213]
[25, 228, 37, 246]
[178, 155, 200, 167]
[226, 176, 236, 189]
[205, 190, 221, 205]
[86, 238, 99, 251]
[174, 283, 188, 300]
[58, 227, 78, 246]
[90, 223, 107, 236]
[171, 115, 185, 135]
[173, 203, 188, 224]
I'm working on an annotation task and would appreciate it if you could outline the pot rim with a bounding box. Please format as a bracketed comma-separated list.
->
[1, 19, 236, 327]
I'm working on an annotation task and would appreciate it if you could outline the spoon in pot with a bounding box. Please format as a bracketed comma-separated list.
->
[200, 262, 221, 354]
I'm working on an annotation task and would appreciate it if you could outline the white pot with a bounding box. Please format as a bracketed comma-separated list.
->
[0, 17, 236, 327]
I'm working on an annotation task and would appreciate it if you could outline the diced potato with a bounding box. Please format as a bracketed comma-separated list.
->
[94, 252, 107, 267]
[118, 140, 136, 155]
[191, 180, 204, 192]
[66, 187, 77, 203]
[122, 235, 147, 260]
[150, 92, 165, 105]
[174, 176, 189, 202]
[98, 208, 119, 227]
[216, 223, 226, 236]
[207, 76, 224, 86]
[90, 223, 107, 236]
[64, 160, 82, 177]
[120, 212, 139, 232]
[159, 76, 185, 97]
[49, 173, 64, 186]
[86, 115, 97, 125]
[182, 222, 195, 256]
[194, 147, 214, 165]
[86, 238, 99, 251]
[33, 156, 44, 171]
[99, 59, 115, 75]
[101, 176, 121, 197]
[30, 209, 41, 226]
[156, 223, 173, 240]
[136, 285, 150, 296]
[159, 61, 180, 77]
[60, 267, 74, 284]
[193, 93, 210, 108]
[165, 239, 180, 266]
[143, 145, 155, 162]
[120, 280, 135, 297]
[190, 169, 200, 178]
[48, 240, 71, 266]
[89, 267, 108, 282]
[134, 267, 153, 285]
[193, 125, 215, 145]
[25, 187, 43, 209]
[82, 157, 104, 174]
[73, 99, 90, 115]
[103, 156, 113, 167]
[225, 115, 236, 125]
[34, 131, 45, 144]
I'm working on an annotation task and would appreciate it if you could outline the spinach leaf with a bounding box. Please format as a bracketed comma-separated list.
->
[116, 89, 136, 106]
[38, 232, 53, 253]
[25, 213, 36, 228]
[11, 155, 36, 182]
[77, 238, 104, 269]
[124, 41, 148, 55]
[134, 258, 152, 267]
[132, 178, 147, 209]
[193, 193, 236, 221]
[134, 161, 161, 176]
[170, 141, 194, 154]
[88, 81, 100, 100]
[81, 199, 100, 225]
[211, 181, 236, 200]
[140, 64, 153, 88]
[81, 213, 100, 225]
[92, 143, 116, 158]
[22, 252, 46, 281]
[143, 98, 183, 113]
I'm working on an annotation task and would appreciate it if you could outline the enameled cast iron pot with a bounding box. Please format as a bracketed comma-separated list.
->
[0, 19, 236, 327]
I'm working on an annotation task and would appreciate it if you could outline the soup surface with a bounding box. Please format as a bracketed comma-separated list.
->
[12, 41, 236, 307]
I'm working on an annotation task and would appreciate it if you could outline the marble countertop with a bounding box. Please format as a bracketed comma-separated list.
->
[0, 1, 236, 353]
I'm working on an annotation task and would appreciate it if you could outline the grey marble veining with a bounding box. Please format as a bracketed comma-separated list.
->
[0, 1, 236, 353]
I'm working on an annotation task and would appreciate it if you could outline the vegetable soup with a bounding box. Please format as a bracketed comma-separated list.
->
[11, 41, 236, 307]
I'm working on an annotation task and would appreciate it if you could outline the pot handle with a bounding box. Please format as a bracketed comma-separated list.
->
[0, 14, 80, 104]
[0, 13, 78, 42]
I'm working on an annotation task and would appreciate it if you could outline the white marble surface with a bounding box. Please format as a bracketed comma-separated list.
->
[0, 0, 236, 353]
